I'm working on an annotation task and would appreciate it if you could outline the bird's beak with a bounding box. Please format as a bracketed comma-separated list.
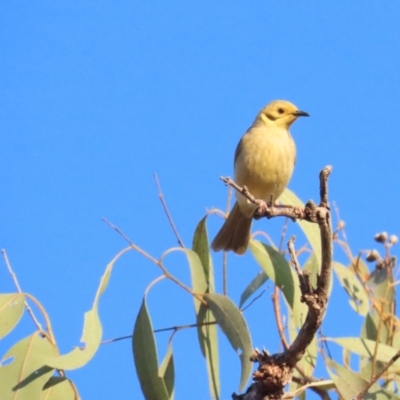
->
[292, 110, 309, 117]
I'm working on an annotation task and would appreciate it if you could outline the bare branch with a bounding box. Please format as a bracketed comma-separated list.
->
[232, 166, 333, 400]
[154, 173, 185, 248]
[241, 289, 267, 312]
[271, 288, 290, 351]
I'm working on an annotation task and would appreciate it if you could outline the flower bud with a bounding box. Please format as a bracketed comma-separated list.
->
[389, 235, 398, 245]
[366, 249, 380, 262]
[374, 232, 388, 243]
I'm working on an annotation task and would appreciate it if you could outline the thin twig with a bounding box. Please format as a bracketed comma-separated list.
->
[289, 376, 332, 400]
[154, 320, 216, 333]
[221, 177, 310, 222]
[145, 275, 166, 297]
[101, 320, 218, 345]
[222, 186, 233, 296]
[154, 173, 185, 248]
[271, 288, 290, 351]
[101, 335, 133, 345]
[371, 300, 385, 379]
[102, 218, 206, 305]
[252, 230, 276, 248]
[279, 218, 289, 253]
[206, 207, 226, 219]
[356, 349, 400, 399]
[287, 237, 303, 277]
[332, 201, 349, 244]
[241, 289, 267, 312]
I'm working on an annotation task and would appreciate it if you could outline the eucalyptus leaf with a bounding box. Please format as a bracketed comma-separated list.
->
[204, 293, 252, 392]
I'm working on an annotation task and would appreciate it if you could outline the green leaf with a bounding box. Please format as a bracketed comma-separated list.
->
[0, 333, 56, 400]
[133, 299, 169, 400]
[42, 377, 78, 400]
[329, 337, 400, 373]
[357, 321, 387, 383]
[325, 357, 400, 399]
[289, 378, 334, 399]
[192, 216, 215, 291]
[280, 189, 322, 266]
[0, 293, 25, 339]
[159, 342, 175, 400]
[325, 358, 366, 399]
[239, 271, 268, 309]
[192, 217, 220, 400]
[349, 257, 370, 282]
[204, 293, 252, 392]
[196, 303, 220, 400]
[367, 267, 394, 315]
[361, 312, 378, 341]
[361, 308, 392, 344]
[249, 240, 307, 327]
[43, 248, 131, 369]
[333, 262, 369, 316]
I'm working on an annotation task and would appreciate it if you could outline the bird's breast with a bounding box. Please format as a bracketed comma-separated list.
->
[234, 128, 296, 203]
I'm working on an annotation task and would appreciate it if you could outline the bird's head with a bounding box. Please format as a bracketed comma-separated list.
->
[257, 100, 309, 128]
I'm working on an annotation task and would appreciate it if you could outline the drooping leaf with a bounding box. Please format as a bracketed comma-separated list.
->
[280, 189, 322, 266]
[325, 357, 400, 399]
[159, 341, 175, 400]
[0, 333, 56, 400]
[196, 303, 220, 399]
[43, 247, 132, 370]
[361, 311, 379, 341]
[333, 262, 369, 316]
[132, 299, 169, 400]
[204, 293, 252, 392]
[41, 377, 79, 400]
[239, 271, 268, 309]
[367, 267, 395, 315]
[0, 293, 25, 339]
[192, 216, 220, 400]
[192, 216, 215, 290]
[249, 240, 307, 327]
[325, 357, 367, 399]
[329, 337, 400, 373]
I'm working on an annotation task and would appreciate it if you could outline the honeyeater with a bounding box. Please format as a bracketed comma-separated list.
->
[211, 100, 309, 255]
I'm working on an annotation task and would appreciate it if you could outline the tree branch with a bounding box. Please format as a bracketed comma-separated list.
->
[230, 166, 333, 400]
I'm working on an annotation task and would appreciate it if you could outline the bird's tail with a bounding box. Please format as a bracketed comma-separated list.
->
[211, 202, 252, 255]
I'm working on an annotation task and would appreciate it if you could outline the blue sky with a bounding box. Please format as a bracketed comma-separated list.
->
[1, 2, 400, 399]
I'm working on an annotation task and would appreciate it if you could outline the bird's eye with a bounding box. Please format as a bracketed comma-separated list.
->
[278, 108, 285, 114]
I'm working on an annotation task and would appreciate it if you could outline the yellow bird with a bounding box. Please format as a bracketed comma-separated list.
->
[211, 100, 309, 255]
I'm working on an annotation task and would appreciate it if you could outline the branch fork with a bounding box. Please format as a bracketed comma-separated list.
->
[229, 166, 333, 400]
